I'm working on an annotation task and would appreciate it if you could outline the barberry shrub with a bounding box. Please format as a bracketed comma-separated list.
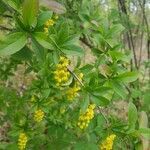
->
[0, 0, 149, 150]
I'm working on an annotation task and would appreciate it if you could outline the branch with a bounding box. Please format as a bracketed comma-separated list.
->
[118, 0, 138, 69]
[80, 35, 93, 49]
[0, 25, 12, 31]
[0, 14, 13, 18]
[67, 67, 84, 86]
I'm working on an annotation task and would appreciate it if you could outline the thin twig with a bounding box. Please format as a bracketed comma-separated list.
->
[49, 36, 65, 55]
[0, 25, 12, 31]
[118, 0, 138, 69]
[0, 14, 13, 18]
[80, 36, 93, 49]
[67, 67, 84, 86]
[98, 106, 109, 124]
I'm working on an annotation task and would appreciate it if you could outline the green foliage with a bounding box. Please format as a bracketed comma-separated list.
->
[128, 102, 138, 131]
[0, 0, 149, 149]
[22, 0, 39, 28]
[0, 32, 27, 56]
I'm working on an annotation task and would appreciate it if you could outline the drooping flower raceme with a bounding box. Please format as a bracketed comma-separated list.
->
[18, 133, 28, 150]
[100, 134, 116, 150]
[44, 19, 55, 34]
[54, 56, 70, 86]
[77, 104, 96, 129]
[34, 109, 45, 122]
[66, 86, 80, 100]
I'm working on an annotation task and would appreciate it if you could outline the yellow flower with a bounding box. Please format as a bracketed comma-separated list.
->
[45, 19, 55, 27]
[44, 19, 55, 34]
[44, 27, 49, 34]
[66, 86, 80, 101]
[100, 134, 116, 150]
[66, 72, 83, 101]
[78, 73, 84, 80]
[60, 106, 66, 114]
[54, 56, 70, 86]
[31, 95, 36, 103]
[54, 15, 59, 20]
[77, 104, 96, 129]
[59, 56, 69, 67]
[18, 133, 28, 150]
[34, 109, 44, 122]
[54, 70, 70, 82]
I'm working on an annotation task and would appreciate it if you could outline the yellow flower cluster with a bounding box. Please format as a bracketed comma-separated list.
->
[44, 15, 58, 34]
[54, 56, 70, 86]
[77, 104, 96, 129]
[66, 73, 83, 101]
[34, 109, 44, 122]
[100, 134, 116, 150]
[44, 19, 55, 34]
[66, 86, 80, 100]
[31, 95, 36, 103]
[18, 133, 28, 150]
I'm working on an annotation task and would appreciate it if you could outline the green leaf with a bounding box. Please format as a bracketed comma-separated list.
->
[33, 32, 53, 49]
[139, 111, 149, 140]
[52, 50, 59, 64]
[108, 50, 131, 62]
[80, 64, 94, 73]
[0, 1, 7, 13]
[31, 35, 45, 62]
[116, 71, 139, 83]
[37, 11, 53, 27]
[22, 0, 39, 28]
[131, 89, 142, 99]
[107, 24, 125, 38]
[74, 142, 98, 150]
[91, 94, 110, 106]
[12, 46, 33, 60]
[80, 94, 89, 113]
[62, 45, 84, 56]
[0, 32, 27, 56]
[91, 87, 112, 96]
[2, 0, 19, 11]
[57, 22, 70, 46]
[6, 143, 18, 150]
[138, 128, 150, 139]
[128, 102, 137, 130]
[0, 142, 7, 149]
[143, 91, 150, 110]
[110, 80, 128, 99]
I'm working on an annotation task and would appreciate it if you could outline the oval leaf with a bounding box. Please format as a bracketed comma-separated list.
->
[116, 71, 139, 83]
[33, 32, 54, 49]
[22, 0, 39, 27]
[0, 32, 27, 56]
[128, 102, 137, 130]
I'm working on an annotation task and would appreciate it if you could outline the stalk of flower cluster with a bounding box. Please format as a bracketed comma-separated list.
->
[66, 73, 83, 101]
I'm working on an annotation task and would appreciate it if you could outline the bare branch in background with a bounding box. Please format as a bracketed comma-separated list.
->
[138, 0, 150, 79]
[0, 25, 12, 31]
[118, 0, 138, 70]
[40, 0, 66, 14]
